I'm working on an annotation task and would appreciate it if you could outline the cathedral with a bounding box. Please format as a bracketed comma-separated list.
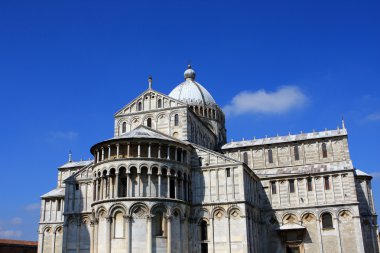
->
[37, 66, 379, 253]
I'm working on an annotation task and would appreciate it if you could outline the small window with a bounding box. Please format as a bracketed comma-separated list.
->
[324, 176, 330, 190]
[157, 99, 162, 108]
[75, 184, 79, 190]
[122, 122, 127, 133]
[57, 199, 61, 211]
[147, 118, 152, 128]
[289, 179, 295, 193]
[307, 178, 313, 191]
[243, 152, 248, 164]
[321, 213, 333, 229]
[268, 149, 273, 164]
[198, 157, 202, 166]
[271, 181, 277, 194]
[322, 143, 328, 158]
[226, 168, 230, 177]
[294, 145, 300, 161]
[174, 114, 179, 126]
[138, 101, 142, 111]
[200, 220, 208, 241]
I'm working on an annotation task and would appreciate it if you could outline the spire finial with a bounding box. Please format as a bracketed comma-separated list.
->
[148, 75, 152, 89]
[184, 65, 196, 80]
[342, 117, 346, 129]
[68, 150, 72, 163]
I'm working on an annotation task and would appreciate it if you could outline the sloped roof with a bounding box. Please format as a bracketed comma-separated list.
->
[276, 223, 306, 230]
[41, 187, 65, 198]
[59, 160, 92, 169]
[222, 128, 348, 149]
[354, 169, 371, 177]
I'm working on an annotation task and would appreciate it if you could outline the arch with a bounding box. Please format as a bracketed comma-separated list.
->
[151, 204, 168, 237]
[54, 225, 63, 234]
[212, 206, 226, 219]
[320, 212, 334, 229]
[147, 118, 152, 127]
[301, 212, 316, 223]
[227, 206, 241, 219]
[282, 213, 298, 224]
[338, 209, 353, 221]
[170, 205, 184, 219]
[95, 206, 108, 219]
[108, 203, 127, 217]
[129, 202, 149, 218]
[199, 219, 208, 240]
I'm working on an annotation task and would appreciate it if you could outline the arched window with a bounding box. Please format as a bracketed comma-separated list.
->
[157, 99, 162, 108]
[268, 149, 273, 164]
[147, 118, 152, 128]
[294, 145, 300, 161]
[137, 101, 142, 111]
[153, 210, 166, 236]
[174, 114, 179, 126]
[324, 176, 330, 190]
[122, 122, 127, 133]
[243, 152, 248, 164]
[322, 143, 328, 158]
[321, 213, 333, 229]
[200, 220, 208, 240]
[226, 168, 231, 177]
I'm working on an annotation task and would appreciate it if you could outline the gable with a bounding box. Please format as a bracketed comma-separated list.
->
[114, 88, 187, 117]
[191, 143, 241, 167]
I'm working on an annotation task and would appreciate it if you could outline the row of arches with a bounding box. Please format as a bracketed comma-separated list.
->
[93, 166, 191, 202]
[117, 111, 183, 137]
[93, 142, 189, 165]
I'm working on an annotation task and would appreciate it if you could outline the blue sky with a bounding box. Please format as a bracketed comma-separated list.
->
[0, 0, 379, 240]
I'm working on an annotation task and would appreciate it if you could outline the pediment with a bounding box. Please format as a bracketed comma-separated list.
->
[114, 88, 187, 117]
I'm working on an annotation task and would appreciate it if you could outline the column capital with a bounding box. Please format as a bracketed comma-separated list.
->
[123, 214, 132, 222]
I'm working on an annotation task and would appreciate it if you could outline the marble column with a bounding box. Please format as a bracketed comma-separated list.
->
[167, 216, 172, 253]
[94, 219, 98, 253]
[148, 173, 152, 197]
[158, 173, 162, 197]
[138, 143, 141, 158]
[158, 144, 161, 158]
[125, 215, 131, 253]
[127, 143, 130, 158]
[167, 174, 171, 198]
[106, 217, 111, 253]
[115, 172, 119, 198]
[167, 146, 170, 160]
[137, 173, 141, 197]
[148, 143, 151, 158]
[101, 147, 105, 161]
[108, 145, 111, 160]
[147, 215, 152, 253]
[116, 144, 120, 158]
[90, 221, 94, 253]
[96, 150, 100, 163]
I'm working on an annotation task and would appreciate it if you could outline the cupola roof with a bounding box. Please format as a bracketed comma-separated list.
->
[169, 65, 217, 107]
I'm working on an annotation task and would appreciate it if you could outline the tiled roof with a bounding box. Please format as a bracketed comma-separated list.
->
[0, 239, 38, 246]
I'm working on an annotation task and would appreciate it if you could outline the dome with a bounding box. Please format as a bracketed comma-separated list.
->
[169, 65, 216, 106]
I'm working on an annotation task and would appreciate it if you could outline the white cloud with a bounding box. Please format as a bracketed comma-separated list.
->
[223, 86, 308, 116]
[365, 112, 380, 121]
[47, 131, 78, 141]
[25, 203, 40, 211]
[0, 229, 22, 238]
[10, 218, 22, 225]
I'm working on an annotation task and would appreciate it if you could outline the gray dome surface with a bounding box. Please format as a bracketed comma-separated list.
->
[169, 65, 216, 106]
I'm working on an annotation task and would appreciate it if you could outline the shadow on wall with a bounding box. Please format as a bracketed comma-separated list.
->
[62, 178, 91, 253]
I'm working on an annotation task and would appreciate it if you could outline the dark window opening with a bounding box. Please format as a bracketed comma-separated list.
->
[289, 179, 295, 193]
[226, 168, 230, 177]
[271, 181, 277, 194]
[122, 122, 127, 133]
[174, 114, 179, 126]
[75, 184, 79, 190]
[321, 213, 333, 229]
[57, 199, 61, 211]
[324, 176, 330, 190]
[268, 149, 273, 164]
[147, 118, 152, 128]
[138, 102, 142, 111]
[294, 145, 300, 161]
[322, 143, 328, 158]
[170, 178, 175, 198]
[201, 243, 208, 253]
[243, 152, 248, 164]
[307, 178, 313, 191]
[200, 220, 208, 240]
[157, 99, 162, 108]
